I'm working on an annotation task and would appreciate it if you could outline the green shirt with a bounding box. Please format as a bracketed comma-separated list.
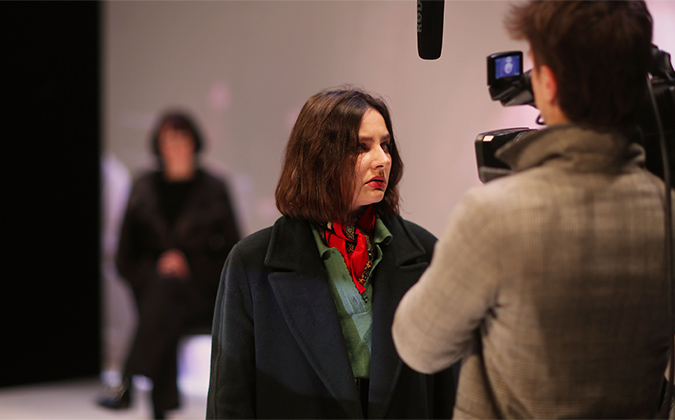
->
[311, 217, 393, 378]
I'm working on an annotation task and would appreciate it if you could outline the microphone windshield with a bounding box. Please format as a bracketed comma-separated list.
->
[417, 0, 444, 60]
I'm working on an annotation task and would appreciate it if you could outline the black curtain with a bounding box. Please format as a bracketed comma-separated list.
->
[3, 1, 102, 387]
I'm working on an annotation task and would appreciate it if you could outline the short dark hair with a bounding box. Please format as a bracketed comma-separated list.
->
[275, 87, 403, 223]
[505, 0, 653, 127]
[151, 110, 204, 156]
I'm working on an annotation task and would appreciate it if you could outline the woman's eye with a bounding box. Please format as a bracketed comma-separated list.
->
[358, 143, 369, 152]
[381, 142, 391, 152]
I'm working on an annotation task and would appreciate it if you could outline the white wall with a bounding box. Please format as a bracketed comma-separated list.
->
[103, 0, 675, 239]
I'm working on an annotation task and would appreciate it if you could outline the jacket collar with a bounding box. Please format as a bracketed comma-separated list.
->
[496, 124, 645, 173]
[264, 215, 430, 418]
[265, 215, 428, 269]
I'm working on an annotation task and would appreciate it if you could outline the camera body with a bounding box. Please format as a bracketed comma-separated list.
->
[476, 47, 674, 183]
[475, 127, 536, 183]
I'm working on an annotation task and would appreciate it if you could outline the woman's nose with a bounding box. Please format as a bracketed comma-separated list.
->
[372, 146, 391, 168]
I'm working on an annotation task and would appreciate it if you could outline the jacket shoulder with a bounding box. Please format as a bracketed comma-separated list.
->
[230, 224, 274, 264]
[400, 218, 436, 243]
[130, 171, 157, 188]
[124, 171, 158, 206]
[199, 169, 227, 187]
[389, 215, 437, 250]
[377, 214, 437, 265]
[238, 225, 273, 248]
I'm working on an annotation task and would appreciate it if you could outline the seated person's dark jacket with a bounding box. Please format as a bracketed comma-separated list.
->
[116, 168, 240, 301]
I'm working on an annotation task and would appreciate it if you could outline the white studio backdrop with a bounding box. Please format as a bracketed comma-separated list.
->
[103, 0, 674, 238]
[100, 0, 675, 378]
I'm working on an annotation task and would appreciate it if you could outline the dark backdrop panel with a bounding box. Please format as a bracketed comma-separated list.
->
[3, 1, 101, 387]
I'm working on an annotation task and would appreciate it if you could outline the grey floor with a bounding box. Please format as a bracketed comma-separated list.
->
[0, 376, 207, 420]
[0, 330, 212, 420]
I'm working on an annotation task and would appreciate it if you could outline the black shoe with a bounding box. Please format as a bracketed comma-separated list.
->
[96, 380, 132, 410]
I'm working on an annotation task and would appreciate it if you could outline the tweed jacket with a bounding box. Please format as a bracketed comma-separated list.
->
[206, 214, 457, 419]
[393, 124, 673, 419]
[116, 169, 240, 298]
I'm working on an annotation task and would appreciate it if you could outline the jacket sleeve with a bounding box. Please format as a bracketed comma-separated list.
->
[393, 190, 501, 374]
[206, 243, 256, 419]
[115, 180, 158, 293]
[403, 217, 461, 418]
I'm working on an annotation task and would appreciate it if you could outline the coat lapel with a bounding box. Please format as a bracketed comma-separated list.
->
[265, 217, 362, 419]
[264, 216, 431, 419]
[368, 216, 431, 419]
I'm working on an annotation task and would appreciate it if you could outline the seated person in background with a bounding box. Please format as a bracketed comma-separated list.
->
[97, 110, 240, 420]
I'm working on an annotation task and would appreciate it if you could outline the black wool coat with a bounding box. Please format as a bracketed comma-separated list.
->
[207, 214, 458, 419]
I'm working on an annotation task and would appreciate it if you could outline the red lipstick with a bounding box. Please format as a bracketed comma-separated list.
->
[366, 176, 386, 190]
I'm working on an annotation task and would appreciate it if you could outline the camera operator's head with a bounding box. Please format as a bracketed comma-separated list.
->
[505, 0, 653, 128]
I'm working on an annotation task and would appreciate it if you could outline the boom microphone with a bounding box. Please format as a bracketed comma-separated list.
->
[417, 0, 444, 60]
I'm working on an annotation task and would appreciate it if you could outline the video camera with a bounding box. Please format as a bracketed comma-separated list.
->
[475, 47, 675, 183]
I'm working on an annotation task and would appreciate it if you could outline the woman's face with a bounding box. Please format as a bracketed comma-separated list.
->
[158, 127, 195, 166]
[351, 108, 392, 211]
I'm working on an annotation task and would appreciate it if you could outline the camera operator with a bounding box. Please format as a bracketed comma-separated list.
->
[392, 1, 673, 418]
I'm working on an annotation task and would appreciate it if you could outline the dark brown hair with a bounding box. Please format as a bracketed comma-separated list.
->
[505, 0, 653, 127]
[151, 110, 204, 157]
[275, 87, 403, 223]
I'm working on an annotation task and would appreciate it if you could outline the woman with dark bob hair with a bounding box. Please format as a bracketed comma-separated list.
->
[97, 110, 241, 419]
[206, 87, 458, 419]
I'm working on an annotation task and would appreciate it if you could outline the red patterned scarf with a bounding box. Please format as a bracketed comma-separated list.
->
[324, 206, 376, 295]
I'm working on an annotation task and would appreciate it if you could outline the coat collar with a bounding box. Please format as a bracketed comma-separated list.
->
[264, 215, 430, 418]
[264, 215, 428, 270]
[496, 124, 645, 173]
